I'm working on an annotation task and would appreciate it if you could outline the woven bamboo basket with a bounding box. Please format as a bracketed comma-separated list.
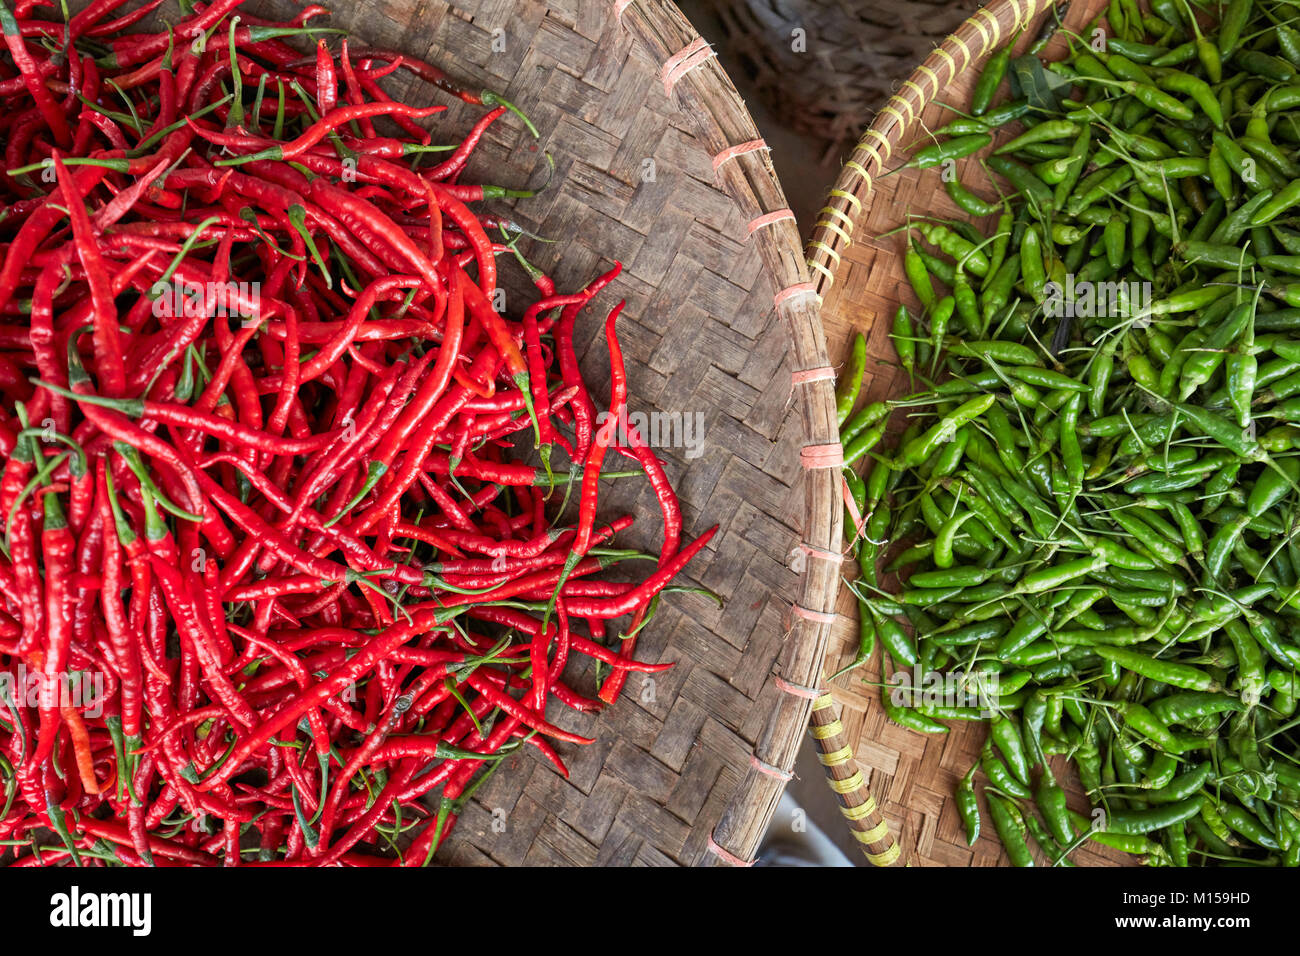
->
[223, 0, 842, 865]
[708, 0, 982, 153]
[804, 0, 1141, 866]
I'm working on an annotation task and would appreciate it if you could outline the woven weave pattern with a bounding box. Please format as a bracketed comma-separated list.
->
[711, 0, 981, 149]
[243, 0, 838, 866]
[806, 0, 1134, 866]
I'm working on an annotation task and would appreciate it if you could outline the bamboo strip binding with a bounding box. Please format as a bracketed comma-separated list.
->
[811, 693, 900, 866]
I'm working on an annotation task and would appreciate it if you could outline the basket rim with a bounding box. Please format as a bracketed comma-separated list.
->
[616, 0, 843, 866]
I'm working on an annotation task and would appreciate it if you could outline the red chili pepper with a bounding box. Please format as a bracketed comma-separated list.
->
[192, 102, 444, 164]
[314, 38, 337, 114]
[575, 303, 630, 556]
[0, 2, 71, 147]
[425, 106, 506, 182]
[81, 0, 167, 39]
[568, 525, 716, 619]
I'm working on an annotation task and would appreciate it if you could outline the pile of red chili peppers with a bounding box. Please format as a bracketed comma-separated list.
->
[0, 0, 715, 866]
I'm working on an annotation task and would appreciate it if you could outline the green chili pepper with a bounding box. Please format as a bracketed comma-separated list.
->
[881, 675, 948, 734]
[904, 246, 936, 310]
[995, 120, 1080, 157]
[948, 339, 1040, 366]
[830, 600, 877, 680]
[986, 791, 1035, 866]
[1236, 49, 1294, 82]
[935, 100, 1034, 136]
[865, 459, 891, 513]
[896, 394, 996, 470]
[907, 134, 993, 170]
[841, 400, 891, 445]
[915, 222, 990, 277]
[1020, 224, 1047, 304]
[972, 45, 1011, 116]
[945, 177, 1002, 218]
[1094, 646, 1221, 692]
[957, 762, 981, 845]
[872, 606, 918, 669]
[1034, 765, 1073, 847]
[844, 467, 866, 522]
[1156, 69, 1224, 128]
[844, 420, 888, 469]
[1105, 796, 1205, 835]
[1251, 180, 1300, 226]
[1218, 0, 1252, 56]
[986, 155, 1054, 214]
[1219, 803, 1280, 849]
[990, 714, 1031, 787]
[835, 333, 867, 428]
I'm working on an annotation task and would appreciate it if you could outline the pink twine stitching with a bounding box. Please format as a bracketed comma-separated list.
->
[661, 37, 716, 97]
[747, 208, 796, 237]
[712, 139, 769, 172]
[707, 829, 756, 866]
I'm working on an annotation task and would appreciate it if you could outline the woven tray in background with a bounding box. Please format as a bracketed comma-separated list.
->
[243, 0, 844, 866]
[710, 0, 981, 154]
[804, 0, 1137, 866]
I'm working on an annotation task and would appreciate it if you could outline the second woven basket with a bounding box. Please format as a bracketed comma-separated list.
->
[804, 0, 1136, 866]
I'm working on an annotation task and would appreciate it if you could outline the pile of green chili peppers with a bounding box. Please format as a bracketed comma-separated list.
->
[835, 0, 1300, 866]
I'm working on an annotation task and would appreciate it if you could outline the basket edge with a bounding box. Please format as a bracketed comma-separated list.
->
[616, 0, 842, 866]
